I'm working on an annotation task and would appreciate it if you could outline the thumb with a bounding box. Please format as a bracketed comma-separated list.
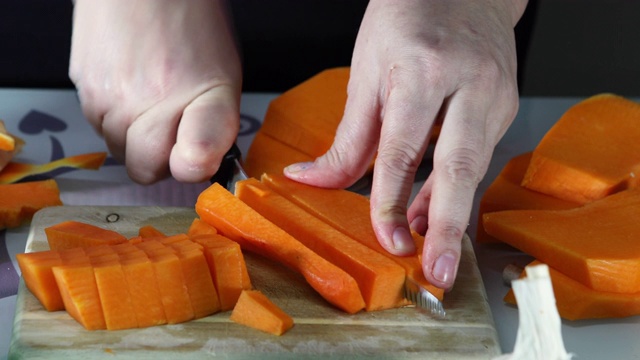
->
[170, 84, 240, 183]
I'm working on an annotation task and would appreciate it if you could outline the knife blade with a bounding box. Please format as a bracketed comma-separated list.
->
[404, 276, 446, 318]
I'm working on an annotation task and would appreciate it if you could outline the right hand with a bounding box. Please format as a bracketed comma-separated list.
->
[69, 0, 242, 184]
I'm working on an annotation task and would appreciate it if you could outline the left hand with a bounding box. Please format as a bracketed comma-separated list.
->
[284, 0, 526, 290]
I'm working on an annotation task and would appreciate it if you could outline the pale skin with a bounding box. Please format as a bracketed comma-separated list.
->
[70, 0, 528, 291]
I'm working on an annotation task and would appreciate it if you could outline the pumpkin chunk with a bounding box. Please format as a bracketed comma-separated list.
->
[195, 182, 365, 314]
[483, 188, 640, 293]
[135, 240, 195, 324]
[191, 233, 252, 311]
[0, 179, 62, 230]
[522, 93, 640, 204]
[45, 220, 127, 250]
[16, 251, 64, 311]
[52, 264, 107, 330]
[236, 178, 406, 311]
[230, 290, 294, 336]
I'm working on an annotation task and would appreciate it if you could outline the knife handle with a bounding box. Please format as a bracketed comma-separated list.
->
[210, 143, 242, 187]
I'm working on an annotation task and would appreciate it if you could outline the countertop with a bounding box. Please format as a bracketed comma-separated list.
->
[0, 88, 637, 359]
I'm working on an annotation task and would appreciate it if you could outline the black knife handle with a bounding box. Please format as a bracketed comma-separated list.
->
[210, 143, 241, 186]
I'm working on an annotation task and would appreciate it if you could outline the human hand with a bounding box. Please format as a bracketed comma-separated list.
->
[284, 0, 528, 290]
[69, 0, 241, 184]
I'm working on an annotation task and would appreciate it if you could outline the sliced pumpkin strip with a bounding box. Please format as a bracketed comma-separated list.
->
[0, 151, 107, 184]
[195, 182, 365, 314]
[236, 178, 406, 311]
[260, 173, 444, 301]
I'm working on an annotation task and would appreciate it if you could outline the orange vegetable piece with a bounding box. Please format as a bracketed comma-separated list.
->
[138, 224, 166, 238]
[165, 240, 221, 318]
[522, 94, 640, 204]
[195, 182, 365, 314]
[191, 233, 252, 311]
[16, 251, 64, 311]
[244, 68, 350, 178]
[113, 243, 167, 327]
[135, 240, 195, 324]
[45, 220, 127, 250]
[260, 173, 444, 301]
[244, 67, 440, 178]
[0, 151, 107, 184]
[52, 261, 107, 330]
[505, 260, 640, 321]
[243, 132, 314, 179]
[187, 217, 218, 237]
[236, 178, 406, 311]
[88, 246, 138, 330]
[0, 179, 62, 230]
[476, 152, 581, 243]
[483, 188, 640, 293]
[0, 119, 18, 152]
[230, 290, 293, 336]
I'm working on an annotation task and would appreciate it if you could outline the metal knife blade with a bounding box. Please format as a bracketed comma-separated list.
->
[404, 277, 446, 318]
[210, 143, 248, 193]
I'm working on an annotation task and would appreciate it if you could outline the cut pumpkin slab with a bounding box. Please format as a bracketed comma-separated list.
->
[522, 93, 640, 204]
[236, 178, 406, 311]
[505, 260, 640, 321]
[476, 152, 581, 243]
[483, 188, 640, 293]
[0, 179, 63, 230]
[260, 173, 444, 301]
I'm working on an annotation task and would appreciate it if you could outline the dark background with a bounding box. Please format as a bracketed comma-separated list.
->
[1, 0, 638, 96]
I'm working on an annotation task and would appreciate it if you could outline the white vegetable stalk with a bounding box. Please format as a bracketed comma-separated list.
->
[495, 264, 574, 360]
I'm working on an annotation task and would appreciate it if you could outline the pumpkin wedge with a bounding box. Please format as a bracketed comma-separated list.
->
[476, 152, 581, 243]
[195, 182, 365, 314]
[260, 173, 444, 301]
[45, 220, 127, 250]
[230, 290, 294, 336]
[483, 188, 640, 293]
[236, 178, 406, 311]
[522, 93, 640, 204]
[505, 260, 640, 321]
[0, 179, 62, 230]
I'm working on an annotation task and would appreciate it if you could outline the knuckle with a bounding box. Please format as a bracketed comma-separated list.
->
[376, 140, 422, 175]
[432, 222, 466, 245]
[439, 147, 485, 187]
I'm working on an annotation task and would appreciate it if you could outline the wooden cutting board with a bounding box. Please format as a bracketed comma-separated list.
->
[9, 206, 501, 359]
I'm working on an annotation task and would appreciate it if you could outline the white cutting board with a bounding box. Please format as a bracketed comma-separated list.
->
[9, 206, 500, 359]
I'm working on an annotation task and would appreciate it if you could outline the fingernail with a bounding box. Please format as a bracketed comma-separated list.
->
[431, 251, 457, 284]
[284, 161, 314, 174]
[392, 226, 416, 253]
[410, 215, 428, 234]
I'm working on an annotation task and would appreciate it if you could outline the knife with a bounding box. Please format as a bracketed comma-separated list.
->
[210, 144, 446, 318]
[404, 277, 446, 318]
[209, 143, 248, 193]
